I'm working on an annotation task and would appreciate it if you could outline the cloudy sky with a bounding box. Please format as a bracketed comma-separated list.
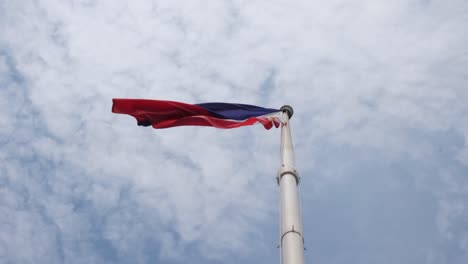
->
[1, 0, 468, 263]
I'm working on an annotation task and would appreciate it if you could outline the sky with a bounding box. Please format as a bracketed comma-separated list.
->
[1, 0, 468, 263]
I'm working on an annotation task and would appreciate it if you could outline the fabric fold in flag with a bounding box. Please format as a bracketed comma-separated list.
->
[112, 99, 282, 129]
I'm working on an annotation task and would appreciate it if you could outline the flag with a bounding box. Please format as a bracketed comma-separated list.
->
[112, 99, 282, 129]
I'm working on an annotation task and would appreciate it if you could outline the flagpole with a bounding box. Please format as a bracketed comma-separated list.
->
[278, 105, 304, 264]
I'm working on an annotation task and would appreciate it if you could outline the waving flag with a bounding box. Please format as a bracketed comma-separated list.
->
[112, 99, 282, 129]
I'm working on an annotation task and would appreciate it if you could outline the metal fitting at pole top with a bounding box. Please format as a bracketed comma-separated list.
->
[280, 105, 294, 119]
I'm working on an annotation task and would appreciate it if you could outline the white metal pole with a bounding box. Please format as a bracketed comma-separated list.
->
[277, 105, 304, 264]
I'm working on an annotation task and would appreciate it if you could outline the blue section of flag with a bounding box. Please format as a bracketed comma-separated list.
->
[195, 102, 279, 120]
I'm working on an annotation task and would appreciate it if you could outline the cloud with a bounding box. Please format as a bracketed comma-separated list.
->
[1, 0, 468, 263]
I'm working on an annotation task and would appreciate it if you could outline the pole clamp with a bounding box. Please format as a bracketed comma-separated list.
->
[276, 165, 300, 185]
[280, 225, 304, 248]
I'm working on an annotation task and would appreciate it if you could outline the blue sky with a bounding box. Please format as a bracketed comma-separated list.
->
[1, 0, 468, 263]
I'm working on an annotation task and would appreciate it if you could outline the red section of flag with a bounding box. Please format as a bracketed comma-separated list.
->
[153, 115, 279, 129]
[112, 99, 213, 125]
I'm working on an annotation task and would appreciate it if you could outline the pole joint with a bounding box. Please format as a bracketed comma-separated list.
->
[280, 225, 305, 248]
[277, 165, 300, 185]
